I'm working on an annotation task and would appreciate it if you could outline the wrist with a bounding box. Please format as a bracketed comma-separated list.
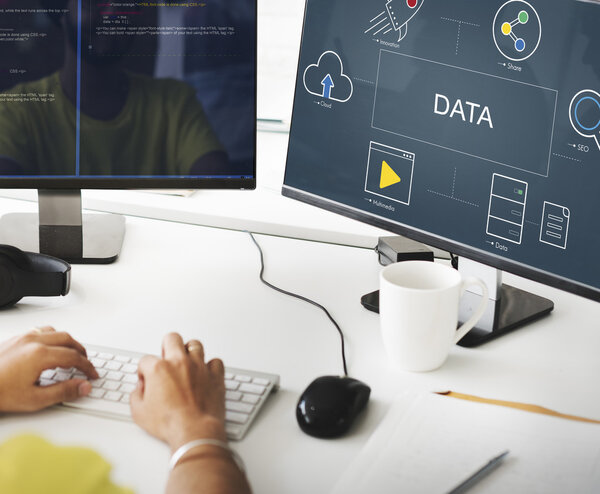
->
[167, 415, 227, 452]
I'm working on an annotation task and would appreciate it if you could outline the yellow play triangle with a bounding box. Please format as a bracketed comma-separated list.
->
[380, 161, 401, 189]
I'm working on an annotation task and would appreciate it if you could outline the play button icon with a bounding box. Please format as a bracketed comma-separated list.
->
[365, 141, 415, 206]
[380, 161, 402, 189]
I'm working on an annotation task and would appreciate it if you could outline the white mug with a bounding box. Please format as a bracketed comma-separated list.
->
[379, 261, 488, 372]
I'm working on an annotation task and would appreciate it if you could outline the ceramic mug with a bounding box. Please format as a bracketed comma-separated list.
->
[379, 261, 488, 372]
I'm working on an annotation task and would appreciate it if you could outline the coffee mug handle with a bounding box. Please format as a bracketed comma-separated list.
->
[454, 277, 489, 344]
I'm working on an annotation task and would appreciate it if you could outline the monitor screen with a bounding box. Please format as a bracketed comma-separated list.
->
[283, 0, 600, 301]
[0, 0, 256, 188]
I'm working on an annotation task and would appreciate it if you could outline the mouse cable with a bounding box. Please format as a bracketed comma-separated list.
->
[247, 232, 348, 377]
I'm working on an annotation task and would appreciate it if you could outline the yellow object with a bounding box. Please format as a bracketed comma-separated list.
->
[0, 434, 134, 494]
[502, 22, 512, 35]
[379, 161, 402, 189]
[438, 391, 600, 424]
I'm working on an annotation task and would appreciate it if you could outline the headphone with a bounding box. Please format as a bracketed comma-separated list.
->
[0, 245, 71, 308]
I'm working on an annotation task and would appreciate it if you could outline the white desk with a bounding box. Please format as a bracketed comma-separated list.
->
[0, 197, 599, 493]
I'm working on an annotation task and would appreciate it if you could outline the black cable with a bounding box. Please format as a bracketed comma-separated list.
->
[450, 252, 459, 269]
[247, 232, 349, 377]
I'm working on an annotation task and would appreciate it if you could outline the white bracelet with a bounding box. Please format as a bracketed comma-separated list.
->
[169, 439, 245, 473]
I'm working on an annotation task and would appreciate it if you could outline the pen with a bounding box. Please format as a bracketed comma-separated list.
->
[446, 450, 509, 494]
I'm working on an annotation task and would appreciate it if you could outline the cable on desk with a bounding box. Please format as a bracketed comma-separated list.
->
[247, 232, 349, 377]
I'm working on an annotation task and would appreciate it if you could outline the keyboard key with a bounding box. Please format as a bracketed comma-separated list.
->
[235, 375, 252, 383]
[226, 401, 254, 414]
[242, 394, 260, 405]
[226, 391, 242, 401]
[103, 380, 121, 391]
[226, 411, 249, 424]
[119, 383, 136, 393]
[90, 358, 105, 368]
[87, 350, 98, 358]
[120, 395, 130, 404]
[104, 391, 122, 402]
[253, 377, 270, 386]
[91, 379, 105, 388]
[89, 388, 106, 399]
[225, 380, 240, 391]
[121, 364, 137, 374]
[40, 369, 55, 380]
[98, 353, 114, 360]
[123, 374, 138, 384]
[72, 371, 87, 379]
[55, 371, 72, 382]
[115, 355, 130, 363]
[97, 369, 108, 378]
[225, 372, 234, 380]
[239, 383, 266, 395]
[39, 378, 55, 387]
[105, 361, 122, 371]
[225, 423, 244, 437]
[106, 371, 124, 381]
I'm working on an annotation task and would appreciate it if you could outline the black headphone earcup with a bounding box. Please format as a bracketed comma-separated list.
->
[0, 263, 20, 308]
[0, 244, 31, 270]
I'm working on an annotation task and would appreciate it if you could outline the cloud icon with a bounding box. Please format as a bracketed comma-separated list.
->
[303, 51, 354, 103]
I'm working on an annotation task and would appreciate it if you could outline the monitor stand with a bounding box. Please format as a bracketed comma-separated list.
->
[360, 257, 554, 347]
[0, 190, 125, 264]
[456, 258, 554, 347]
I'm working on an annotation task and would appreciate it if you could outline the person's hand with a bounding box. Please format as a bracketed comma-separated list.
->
[0, 327, 98, 412]
[130, 333, 226, 452]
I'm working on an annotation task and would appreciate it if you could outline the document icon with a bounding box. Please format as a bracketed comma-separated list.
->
[540, 202, 570, 250]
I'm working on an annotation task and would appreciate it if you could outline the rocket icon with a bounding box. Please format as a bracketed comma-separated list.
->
[385, 0, 424, 42]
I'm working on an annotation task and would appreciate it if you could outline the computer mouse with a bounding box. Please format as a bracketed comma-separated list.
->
[296, 376, 371, 438]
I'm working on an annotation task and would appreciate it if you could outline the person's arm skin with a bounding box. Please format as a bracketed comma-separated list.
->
[130, 333, 251, 494]
[0, 327, 98, 412]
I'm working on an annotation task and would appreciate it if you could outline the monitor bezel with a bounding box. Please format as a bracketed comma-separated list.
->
[282, 0, 600, 304]
[0, 1, 258, 192]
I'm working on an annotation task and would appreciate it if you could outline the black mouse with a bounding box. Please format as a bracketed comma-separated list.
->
[296, 376, 371, 438]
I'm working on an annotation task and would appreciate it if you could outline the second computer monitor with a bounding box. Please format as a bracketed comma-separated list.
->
[284, 0, 600, 303]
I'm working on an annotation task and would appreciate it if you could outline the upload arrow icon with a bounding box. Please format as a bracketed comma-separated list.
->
[380, 161, 402, 189]
[365, 142, 415, 206]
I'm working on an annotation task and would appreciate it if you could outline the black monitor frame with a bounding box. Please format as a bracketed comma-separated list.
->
[0, 1, 257, 263]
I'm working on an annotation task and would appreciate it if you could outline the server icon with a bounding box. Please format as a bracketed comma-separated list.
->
[486, 174, 528, 245]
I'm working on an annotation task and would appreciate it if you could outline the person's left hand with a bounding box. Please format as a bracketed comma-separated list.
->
[0, 327, 98, 412]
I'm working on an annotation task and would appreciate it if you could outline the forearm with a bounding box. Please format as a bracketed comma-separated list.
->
[167, 451, 251, 494]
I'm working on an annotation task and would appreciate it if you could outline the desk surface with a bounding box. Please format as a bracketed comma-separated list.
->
[0, 198, 599, 494]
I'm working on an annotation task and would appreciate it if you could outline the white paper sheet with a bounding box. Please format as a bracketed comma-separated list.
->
[332, 392, 600, 494]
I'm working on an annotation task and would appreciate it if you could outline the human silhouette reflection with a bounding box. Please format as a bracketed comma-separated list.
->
[0, 0, 228, 176]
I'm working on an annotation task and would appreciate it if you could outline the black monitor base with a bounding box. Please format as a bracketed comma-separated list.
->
[360, 284, 553, 348]
[456, 284, 553, 347]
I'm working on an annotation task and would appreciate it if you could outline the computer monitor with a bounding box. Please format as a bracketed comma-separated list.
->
[0, 0, 256, 263]
[283, 0, 600, 346]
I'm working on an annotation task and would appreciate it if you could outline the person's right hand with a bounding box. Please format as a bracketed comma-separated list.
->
[130, 333, 226, 452]
[0, 327, 98, 412]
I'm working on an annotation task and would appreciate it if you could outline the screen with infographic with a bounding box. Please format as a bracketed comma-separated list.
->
[284, 0, 600, 300]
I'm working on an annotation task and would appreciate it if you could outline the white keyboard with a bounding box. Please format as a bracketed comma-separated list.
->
[38, 345, 279, 441]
